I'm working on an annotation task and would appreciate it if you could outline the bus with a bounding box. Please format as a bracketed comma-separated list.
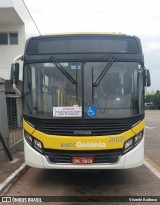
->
[11, 33, 151, 169]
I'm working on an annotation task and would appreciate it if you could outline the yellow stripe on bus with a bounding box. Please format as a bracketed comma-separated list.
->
[132, 120, 145, 134]
[23, 120, 35, 135]
[23, 119, 144, 151]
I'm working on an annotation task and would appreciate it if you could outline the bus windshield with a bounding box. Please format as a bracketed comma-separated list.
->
[23, 61, 144, 118]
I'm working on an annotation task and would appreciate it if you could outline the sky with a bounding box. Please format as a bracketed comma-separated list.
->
[23, 0, 160, 92]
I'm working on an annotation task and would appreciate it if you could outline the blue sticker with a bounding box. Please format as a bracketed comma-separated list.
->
[71, 62, 81, 69]
[86, 106, 97, 117]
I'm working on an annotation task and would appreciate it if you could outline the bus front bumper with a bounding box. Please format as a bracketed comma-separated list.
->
[24, 138, 144, 169]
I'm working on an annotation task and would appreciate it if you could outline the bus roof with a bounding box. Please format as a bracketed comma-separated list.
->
[43, 32, 123, 36]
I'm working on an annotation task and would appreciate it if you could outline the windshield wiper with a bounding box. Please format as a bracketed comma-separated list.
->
[94, 56, 115, 87]
[50, 56, 76, 84]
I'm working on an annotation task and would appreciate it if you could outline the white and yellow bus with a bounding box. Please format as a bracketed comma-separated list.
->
[11, 33, 150, 169]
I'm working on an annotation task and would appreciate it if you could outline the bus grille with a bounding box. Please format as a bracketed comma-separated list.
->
[44, 149, 122, 164]
[38, 122, 128, 136]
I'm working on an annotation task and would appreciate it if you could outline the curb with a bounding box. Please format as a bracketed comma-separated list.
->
[0, 163, 28, 196]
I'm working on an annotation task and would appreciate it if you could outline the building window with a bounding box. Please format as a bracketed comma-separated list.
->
[0, 33, 8, 44]
[0, 32, 18, 45]
[9, 33, 18, 44]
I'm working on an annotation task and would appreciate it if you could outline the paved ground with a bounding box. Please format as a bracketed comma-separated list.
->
[145, 110, 160, 167]
[2, 165, 160, 205]
[0, 151, 24, 185]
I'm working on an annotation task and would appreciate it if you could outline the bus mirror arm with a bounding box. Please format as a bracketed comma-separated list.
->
[11, 54, 23, 97]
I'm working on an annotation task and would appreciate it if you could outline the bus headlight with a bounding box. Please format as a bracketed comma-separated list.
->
[135, 132, 143, 144]
[124, 131, 143, 153]
[24, 131, 43, 153]
[34, 139, 43, 150]
[24, 131, 33, 145]
[125, 138, 133, 149]
[33, 138, 43, 153]
[124, 138, 133, 152]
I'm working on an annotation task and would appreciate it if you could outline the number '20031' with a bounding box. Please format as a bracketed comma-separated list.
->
[109, 137, 124, 142]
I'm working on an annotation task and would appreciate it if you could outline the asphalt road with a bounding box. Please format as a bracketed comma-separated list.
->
[145, 110, 160, 167]
[3, 110, 160, 205]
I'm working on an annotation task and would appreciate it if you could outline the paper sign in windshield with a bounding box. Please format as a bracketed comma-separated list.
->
[53, 107, 82, 117]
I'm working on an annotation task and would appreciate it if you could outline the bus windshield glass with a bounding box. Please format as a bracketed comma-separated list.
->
[23, 61, 144, 118]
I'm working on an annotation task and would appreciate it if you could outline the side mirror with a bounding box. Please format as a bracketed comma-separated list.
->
[146, 69, 151, 87]
[144, 69, 151, 87]
[10, 63, 19, 85]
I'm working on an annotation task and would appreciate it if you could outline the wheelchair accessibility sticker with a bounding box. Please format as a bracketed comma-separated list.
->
[86, 106, 97, 117]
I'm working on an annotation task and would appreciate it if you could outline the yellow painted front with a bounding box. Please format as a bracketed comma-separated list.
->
[23, 120, 144, 151]
[23, 120, 35, 135]
[132, 120, 144, 134]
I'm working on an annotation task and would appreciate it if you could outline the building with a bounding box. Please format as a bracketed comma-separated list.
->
[0, 0, 40, 161]
[0, 0, 40, 82]
[0, 0, 40, 124]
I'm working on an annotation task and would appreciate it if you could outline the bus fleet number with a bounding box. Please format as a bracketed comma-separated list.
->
[109, 136, 124, 142]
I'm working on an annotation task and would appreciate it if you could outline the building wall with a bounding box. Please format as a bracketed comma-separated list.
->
[0, 0, 13, 7]
[0, 25, 25, 80]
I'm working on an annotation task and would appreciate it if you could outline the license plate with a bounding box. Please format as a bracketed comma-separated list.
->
[72, 157, 94, 164]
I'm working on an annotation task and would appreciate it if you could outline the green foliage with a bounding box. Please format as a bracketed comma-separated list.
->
[145, 90, 160, 109]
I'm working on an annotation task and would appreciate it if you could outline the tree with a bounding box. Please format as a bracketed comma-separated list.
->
[145, 90, 160, 109]
[153, 90, 160, 109]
